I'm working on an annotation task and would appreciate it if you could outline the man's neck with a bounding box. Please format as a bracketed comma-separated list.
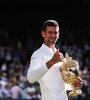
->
[44, 43, 55, 48]
[44, 43, 56, 53]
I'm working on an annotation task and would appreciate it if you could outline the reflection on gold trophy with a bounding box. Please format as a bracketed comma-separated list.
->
[60, 53, 83, 96]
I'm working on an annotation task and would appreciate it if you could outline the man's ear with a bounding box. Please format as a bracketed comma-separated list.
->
[41, 31, 45, 37]
[57, 34, 59, 39]
[57, 33, 59, 39]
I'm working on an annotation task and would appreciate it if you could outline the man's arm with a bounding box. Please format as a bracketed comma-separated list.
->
[27, 52, 48, 83]
[27, 50, 63, 83]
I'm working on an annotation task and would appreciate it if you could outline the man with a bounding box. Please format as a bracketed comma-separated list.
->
[27, 20, 83, 100]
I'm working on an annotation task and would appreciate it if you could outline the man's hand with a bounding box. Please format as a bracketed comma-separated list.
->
[51, 49, 64, 64]
[46, 49, 64, 69]
[72, 77, 83, 90]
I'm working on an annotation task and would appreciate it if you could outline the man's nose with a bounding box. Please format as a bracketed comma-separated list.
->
[52, 33, 56, 37]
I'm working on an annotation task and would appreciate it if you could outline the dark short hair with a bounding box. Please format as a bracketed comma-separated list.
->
[42, 20, 59, 32]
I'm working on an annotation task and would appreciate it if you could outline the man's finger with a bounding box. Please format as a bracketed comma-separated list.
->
[76, 77, 83, 82]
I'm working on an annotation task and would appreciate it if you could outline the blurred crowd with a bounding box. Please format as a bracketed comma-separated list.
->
[0, 24, 90, 100]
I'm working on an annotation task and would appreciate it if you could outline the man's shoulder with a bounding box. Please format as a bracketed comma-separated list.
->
[33, 48, 41, 55]
[32, 46, 42, 57]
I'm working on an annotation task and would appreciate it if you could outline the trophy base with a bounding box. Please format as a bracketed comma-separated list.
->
[69, 90, 82, 96]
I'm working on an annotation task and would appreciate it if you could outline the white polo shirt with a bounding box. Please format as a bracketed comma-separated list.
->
[27, 43, 68, 100]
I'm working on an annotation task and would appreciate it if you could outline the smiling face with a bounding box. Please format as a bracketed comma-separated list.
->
[42, 26, 60, 47]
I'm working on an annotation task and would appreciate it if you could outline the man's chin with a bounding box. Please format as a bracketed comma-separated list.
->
[50, 42, 56, 45]
[51, 40, 57, 44]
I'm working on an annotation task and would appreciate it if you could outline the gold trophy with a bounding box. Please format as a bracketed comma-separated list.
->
[60, 53, 83, 96]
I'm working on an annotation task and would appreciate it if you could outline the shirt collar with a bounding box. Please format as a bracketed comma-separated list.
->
[41, 43, 57, 54]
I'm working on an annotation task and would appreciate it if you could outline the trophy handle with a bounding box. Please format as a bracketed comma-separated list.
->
[69, 87, 82, 96]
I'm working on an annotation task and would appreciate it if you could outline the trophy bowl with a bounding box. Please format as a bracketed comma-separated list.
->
[60, 53, 83, 96]
[65, 69, 82, 96]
